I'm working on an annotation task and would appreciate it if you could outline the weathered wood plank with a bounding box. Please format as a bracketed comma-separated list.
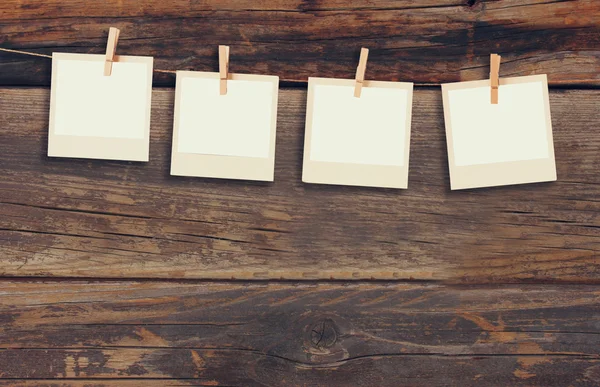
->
[0, 383, 196, 387]
[0, 281, 599, 386]
[0, 0, 598, 86]
[0, 87, 599, 282]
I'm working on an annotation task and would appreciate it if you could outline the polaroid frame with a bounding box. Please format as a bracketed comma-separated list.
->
[170, 71, 279, 182]
[442, 74, 556, 190]
[302, 77, 414, 189]
[48, 52, 153, 162]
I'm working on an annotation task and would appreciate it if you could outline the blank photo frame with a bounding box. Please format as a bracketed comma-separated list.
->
[303, 77, 414, 189]
[48, 53, 153, 161]
[442, 74, 556, 190]
[170, 71, 279, 181]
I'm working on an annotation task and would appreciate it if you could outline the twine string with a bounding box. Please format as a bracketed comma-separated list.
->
[0, 47, 52, 59]
[0, 47, 177, 74]
[154, 69, 177, 74]
[0, 47, 597, 84]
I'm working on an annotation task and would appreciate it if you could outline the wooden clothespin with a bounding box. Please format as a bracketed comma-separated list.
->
[354, 47, 369, 98]
[104, 27, 120, 76]
[219, 45, 230, 95]
[490, 53, 501, 104]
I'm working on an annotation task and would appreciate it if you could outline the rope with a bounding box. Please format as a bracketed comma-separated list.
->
[0, 47, 177, 74]
[1, 47, 598, 84]
[0, 47, 52, 59]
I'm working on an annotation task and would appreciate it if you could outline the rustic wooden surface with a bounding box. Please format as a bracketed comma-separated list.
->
[1, 1, 600, 385]
[1, 87, 599, 282]
[0, 0, 598, 87]
[0, 281, 599, 386]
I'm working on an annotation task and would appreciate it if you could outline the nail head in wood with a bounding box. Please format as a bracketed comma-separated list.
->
[490, 53, 501, 104]
[104, 27, 120, 76]
[219, 45, 230, 95]
[354, 47, 369, 98]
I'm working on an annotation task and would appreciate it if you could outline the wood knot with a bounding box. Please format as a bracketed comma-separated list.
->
[466, 0, 478, 6]
[310, 319, 337, 349]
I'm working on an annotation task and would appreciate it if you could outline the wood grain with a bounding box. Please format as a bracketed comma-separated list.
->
[1, 3, 599, 385]
[0, 280, 599, 386]
[0, 0, 598, 86]
[1, 87, 599, 282]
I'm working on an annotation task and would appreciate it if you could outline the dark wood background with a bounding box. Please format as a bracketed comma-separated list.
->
[0, 0, 599, 385]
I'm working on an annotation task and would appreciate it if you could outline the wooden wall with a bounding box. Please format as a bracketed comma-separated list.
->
[0, 0, 599, 385]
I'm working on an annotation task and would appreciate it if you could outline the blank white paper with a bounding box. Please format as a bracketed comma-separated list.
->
[53, 58, 150, 139]
[177, 77, 274, 158]
[310, 84, 408, 166]
[448, 81, 550, 166]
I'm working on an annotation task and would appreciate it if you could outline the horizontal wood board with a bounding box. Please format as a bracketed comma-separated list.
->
[1, 281, 600, 386]
[0, 0, 598, 87]
[0, 87, 599, 282]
